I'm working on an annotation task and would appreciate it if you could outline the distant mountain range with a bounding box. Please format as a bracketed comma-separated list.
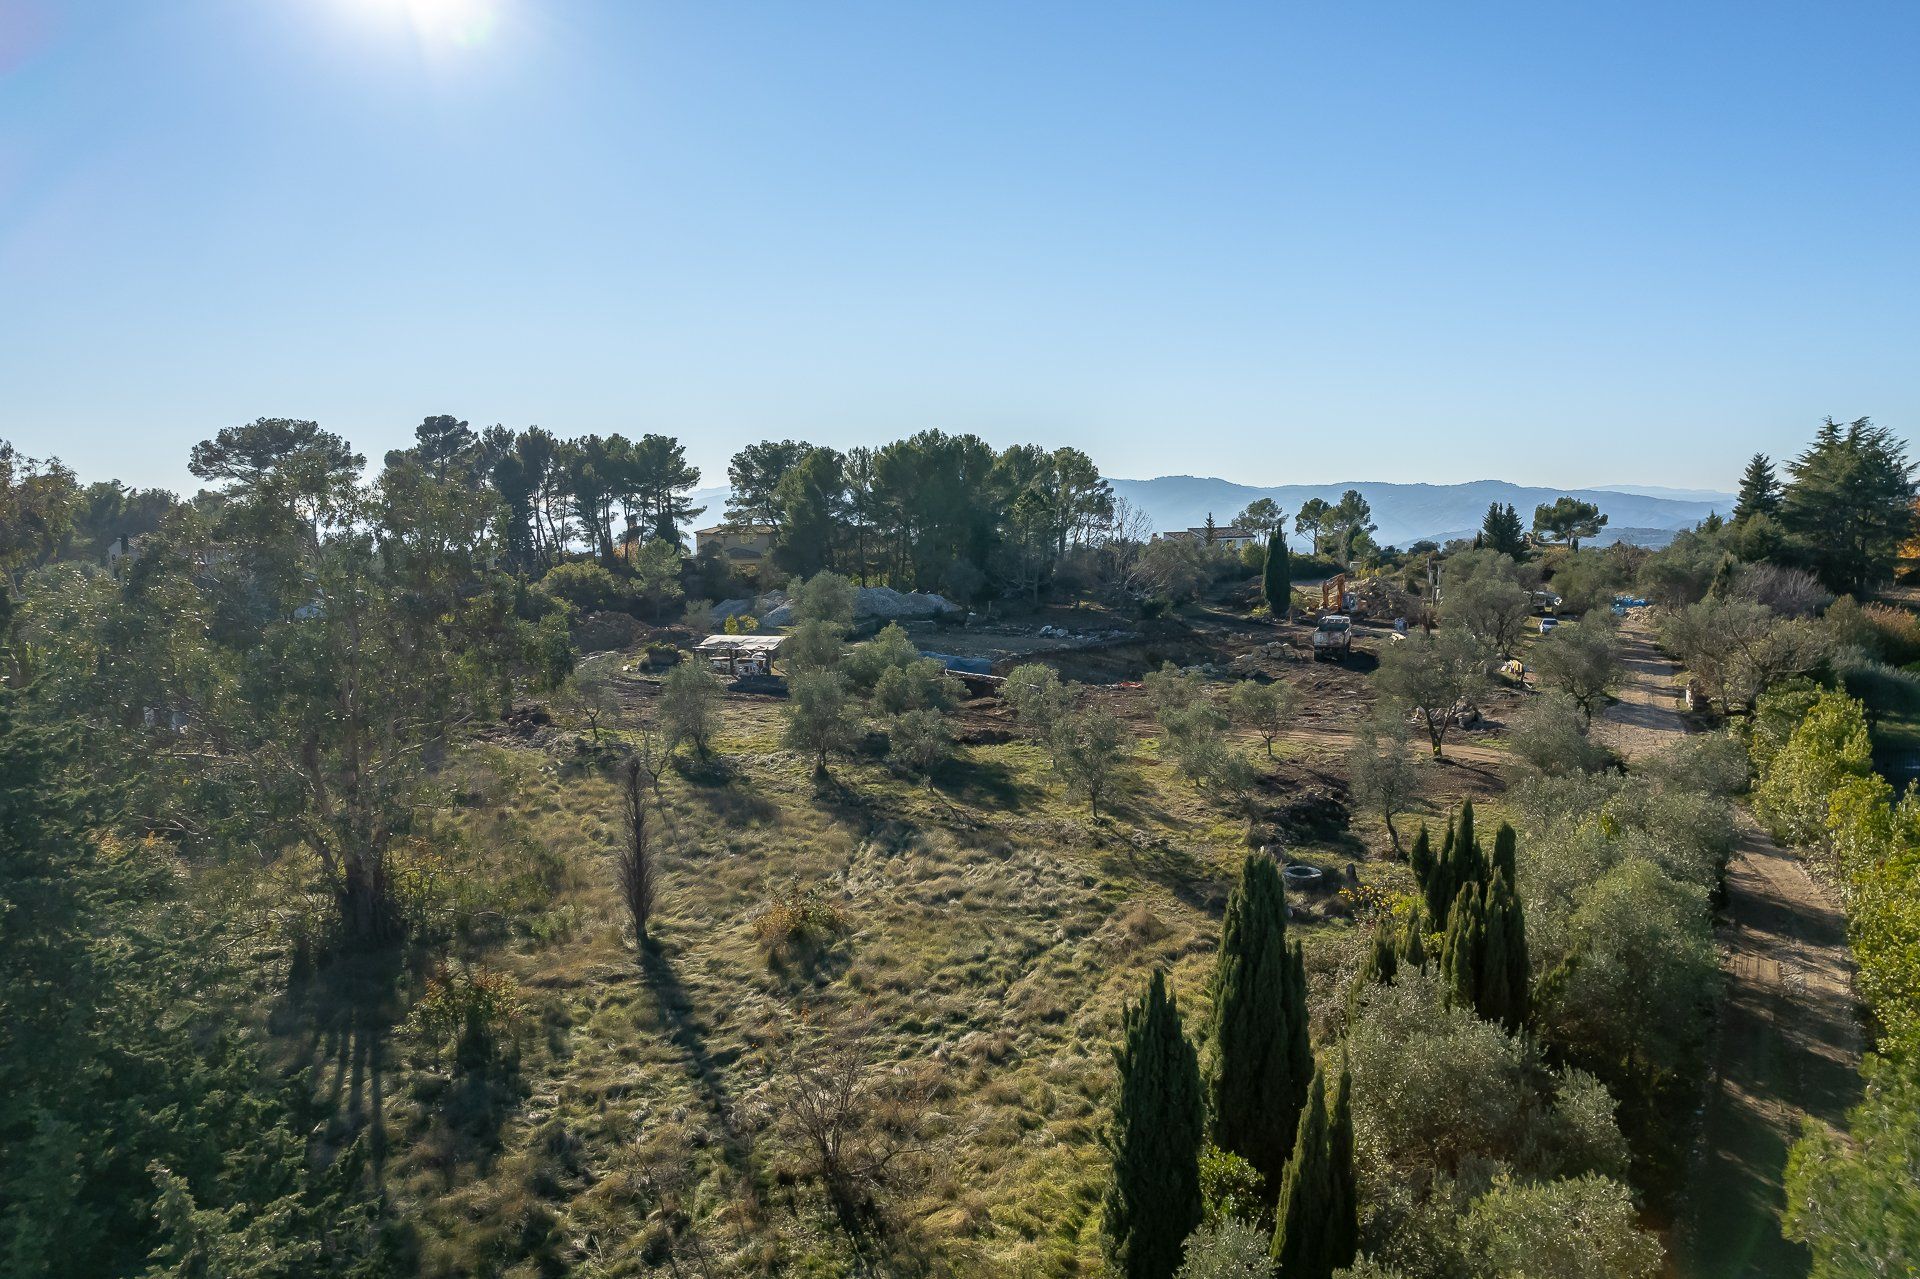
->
[1108, 477, 1734, 550]
[678, 476, 1733, 550]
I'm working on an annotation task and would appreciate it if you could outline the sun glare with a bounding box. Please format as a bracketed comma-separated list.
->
[342, 0, 500, 49]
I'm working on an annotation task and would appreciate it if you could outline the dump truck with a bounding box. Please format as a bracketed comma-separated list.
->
[1312, 614, 1353, 660]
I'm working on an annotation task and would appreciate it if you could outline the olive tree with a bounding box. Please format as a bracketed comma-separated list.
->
[1531, 616, 1621, 724]
[1347, 712, 1419, 852]
[659, 658, 723, 757]
[784, 669, 861, 778]
[1004, 661, 1072, 751]
[1229, 678, 1296, 758]
[1053, 705, 1129, 817]
[1375, 628, 1491, 757]
[1441, 549, 1535, 658]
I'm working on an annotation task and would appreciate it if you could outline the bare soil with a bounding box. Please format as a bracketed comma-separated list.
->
[1596, 621, 1864, 1278]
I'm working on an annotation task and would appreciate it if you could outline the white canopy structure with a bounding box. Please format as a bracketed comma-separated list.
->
[692, 633, 785, 675]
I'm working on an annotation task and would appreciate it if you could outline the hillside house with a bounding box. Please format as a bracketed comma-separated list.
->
[694, 523, 776, 564]
[1156, 525, 1259, 550]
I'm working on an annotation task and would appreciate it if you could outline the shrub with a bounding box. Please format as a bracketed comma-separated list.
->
[751, 881, 849, 965]
[1752, 689, 1873, 851]
[406, 963, 524, 1072]
[1461, 1174, 1661, 1278]
[537, 560, 629, 614]
[1508, 692, 1611, 776]
[1197, 1145, 1267, 1227]
[1174, 1219, 1271, 1279]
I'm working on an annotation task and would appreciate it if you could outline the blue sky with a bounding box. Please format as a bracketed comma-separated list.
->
[2, 1, 1915, 494]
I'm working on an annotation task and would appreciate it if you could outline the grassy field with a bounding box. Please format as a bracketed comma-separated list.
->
[262, 656, 1506, 1277]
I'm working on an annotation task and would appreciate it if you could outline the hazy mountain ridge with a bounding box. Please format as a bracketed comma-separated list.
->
[1109, 476, 1729, 549]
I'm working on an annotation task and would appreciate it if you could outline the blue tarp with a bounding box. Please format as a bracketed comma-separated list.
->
[921, 651, 995, 675]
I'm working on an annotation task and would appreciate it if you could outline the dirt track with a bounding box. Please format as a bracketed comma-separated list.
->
[1597, 622, 1862, 1279]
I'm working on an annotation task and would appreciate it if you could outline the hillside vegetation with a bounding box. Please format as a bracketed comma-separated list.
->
[3, 416, 1918, 1278]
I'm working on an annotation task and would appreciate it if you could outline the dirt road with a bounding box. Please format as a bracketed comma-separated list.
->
[1597, 622, 1861, 1279]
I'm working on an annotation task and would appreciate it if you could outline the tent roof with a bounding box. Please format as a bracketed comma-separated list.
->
[693, 634, 784, 654]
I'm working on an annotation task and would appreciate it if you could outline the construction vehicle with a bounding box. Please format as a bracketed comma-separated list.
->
[1312, 614, 1353, 660]
[1320, 573, 1350, 613]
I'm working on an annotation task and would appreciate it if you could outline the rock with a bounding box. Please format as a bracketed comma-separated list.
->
[712, 598, 754, 621]
[853, 586, 958, 620]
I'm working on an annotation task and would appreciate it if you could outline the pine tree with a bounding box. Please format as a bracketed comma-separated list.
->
[1270, 1068, 1333, 1276]
[1480, 501, 1526, 557]
[1263, 530, 1292, 622]
[1733, 452, 1781, 523]
[1104, 969, 1204, 1279]
[1204, 856, 1310, 1194]
[1328, 1060, 1359, 1272]
[1779, 417, 1918, 593]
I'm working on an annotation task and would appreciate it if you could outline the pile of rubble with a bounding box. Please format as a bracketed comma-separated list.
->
[1345, 576, 1422, 624]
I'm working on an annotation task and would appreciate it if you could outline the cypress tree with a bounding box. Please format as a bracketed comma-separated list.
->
[1203, 855, 1309, 1194]
[1485, 868, 1531, 1032]
[1452, 800, 1481, 886]
[1285, 941, 1314, 1107]
[1357, 919, 1397, 988]
[1441, 883, 1485, 1012]
[1270, 1067, 1333, 1276]
[1396, 908, 1427, 972]
[1491, 821, 1517, 885]
[1103, 969, 1204, 1279]
[1418, 820, 1456, 928]
[1407, 823, 1432, 879]
[1328, 1060, 1359, 1272]
[1478, 881, 1514, 1029]
[1263, 530, 1292, 622]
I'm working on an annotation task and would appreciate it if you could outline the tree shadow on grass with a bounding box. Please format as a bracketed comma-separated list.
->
[931, 752, 1043, 812]
[639, 942, 757, 1171]
[1093, 830, 1233, 918]
[272, 941, 410, 1177]
[674, 752, 781, 826]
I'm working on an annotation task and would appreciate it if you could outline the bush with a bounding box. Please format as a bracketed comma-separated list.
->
[1752, 689, 1873, 850]
[751, 881, 848, 965]
[1733, 562, 1832, 618]
[1197, 1145, 1267, 1227]
[537, 560, 629, 614]
[1346, 971, 1629, 1185]
[1175, 1219, 1271, 1278]
[1508, 692, 1611, 776]
[405, 963, 524, 1072]
[1461, 1174, 1661, 1278]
